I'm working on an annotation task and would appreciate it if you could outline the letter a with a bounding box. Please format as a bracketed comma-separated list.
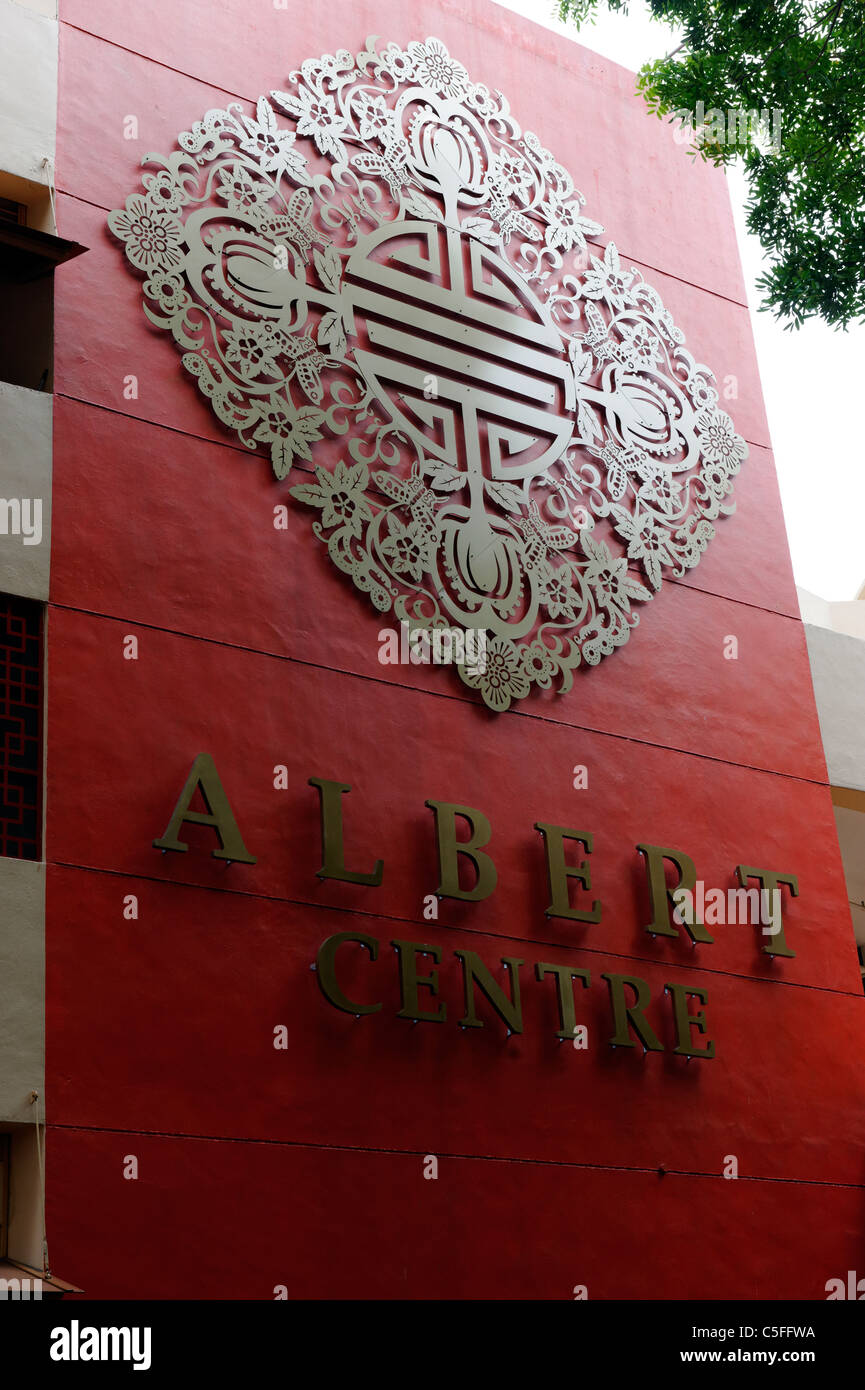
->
[50, 1328, 71, 1362]
[153, 753, 256, 863]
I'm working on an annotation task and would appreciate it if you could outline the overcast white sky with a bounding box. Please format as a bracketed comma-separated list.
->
[497, 0, 864, 600]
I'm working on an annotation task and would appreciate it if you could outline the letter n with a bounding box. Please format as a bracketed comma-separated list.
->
[455, 950, 523, 1033]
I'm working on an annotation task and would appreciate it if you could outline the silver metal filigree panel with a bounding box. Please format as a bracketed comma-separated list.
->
[109, 35, 747, 711]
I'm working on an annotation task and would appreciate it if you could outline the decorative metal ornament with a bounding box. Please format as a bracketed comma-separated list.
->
[109, 35, 747, 712]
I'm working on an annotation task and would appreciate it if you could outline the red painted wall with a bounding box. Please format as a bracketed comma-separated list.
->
[47, 0, 865, 1298]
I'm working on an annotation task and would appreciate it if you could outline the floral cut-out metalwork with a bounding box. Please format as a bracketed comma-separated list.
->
[109, 35, 747, 711]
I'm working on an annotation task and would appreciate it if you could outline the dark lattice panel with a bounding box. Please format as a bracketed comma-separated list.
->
[0, 597, 42, 859]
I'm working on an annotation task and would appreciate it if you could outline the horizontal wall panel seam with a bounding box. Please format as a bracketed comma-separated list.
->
[58, 21, 251, 107]
[46, 859, 863, 999]
[45, 1122, 865, 1190]
[54, 166, 752, 315]
[50, 391, 793, 616]
[53, 384, 772, 478]
[45, 600, 828, 783]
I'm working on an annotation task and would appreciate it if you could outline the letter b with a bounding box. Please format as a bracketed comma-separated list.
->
[425, 800, 497, 901]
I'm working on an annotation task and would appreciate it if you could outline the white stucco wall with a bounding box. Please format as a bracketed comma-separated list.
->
[798, 586, 865, 640]
[833, 805, 865, 949]
[0, 383, 52, 600]
[0, 859, 45, 1125]
[826, 602, 865, 640]
[13, 1, 57, 18]
[0, 3, 54, 1272]
[0, 0, 57, 186]
[803, 623, 865, 793]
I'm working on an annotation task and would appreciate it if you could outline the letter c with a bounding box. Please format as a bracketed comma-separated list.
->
[316, 932, 382, 1015]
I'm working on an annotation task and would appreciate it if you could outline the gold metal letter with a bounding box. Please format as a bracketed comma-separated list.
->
[309, 777, 384, 885]
[392, 940, 446, 1022]
[666, 982, 715, 1058]
[316, 932, 382, 1015]
[153, 753, 256, 863]
[535, 962, 591, 1038]
[735, 865, 798, 958]
[534, 823, 601, 922]
[454, 950, 523, 1033]
[425, 800, 497, 901]
[636, 843, 713, 943]
[601, 972, 664, 1051]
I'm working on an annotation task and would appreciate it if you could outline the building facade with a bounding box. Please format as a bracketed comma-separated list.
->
[1, 0, 864, 1299]
[799, 585, 865, 992]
